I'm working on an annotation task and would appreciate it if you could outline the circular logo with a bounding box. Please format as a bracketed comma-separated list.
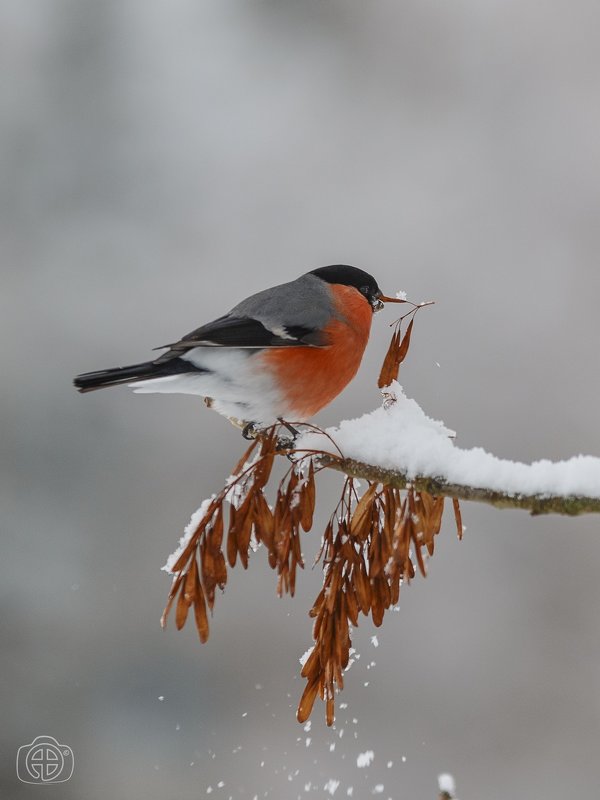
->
[25, 741, 65, 782]
[17, 736, 74, 784]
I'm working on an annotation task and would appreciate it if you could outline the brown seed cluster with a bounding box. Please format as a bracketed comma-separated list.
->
[161, 429, 319, 644]
[378, 298, 435, 389]
[298, 479, 454, 725]
[161, 297, 461, 725]
[378, 317, 414, 388]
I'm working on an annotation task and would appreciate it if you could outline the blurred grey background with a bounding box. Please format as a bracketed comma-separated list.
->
[2, 1, 600, 798]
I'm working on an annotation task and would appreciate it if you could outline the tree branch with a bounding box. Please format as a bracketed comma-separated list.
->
[317, 454, 600, 516]
[226, 415, 600, 517]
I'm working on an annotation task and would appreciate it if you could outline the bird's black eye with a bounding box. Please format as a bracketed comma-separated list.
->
[359, 285, 371, 298]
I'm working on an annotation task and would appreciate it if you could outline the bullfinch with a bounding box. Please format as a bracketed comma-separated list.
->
[74, 265, 400, 425]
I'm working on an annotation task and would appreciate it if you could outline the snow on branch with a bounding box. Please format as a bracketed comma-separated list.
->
[296, 383, 600, 517]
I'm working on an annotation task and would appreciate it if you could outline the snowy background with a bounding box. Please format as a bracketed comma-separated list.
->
[2, 1, 600, 798]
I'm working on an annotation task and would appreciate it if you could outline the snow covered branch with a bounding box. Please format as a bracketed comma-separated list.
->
[236, 382, 600, 517]
[317, 454, 600, 516]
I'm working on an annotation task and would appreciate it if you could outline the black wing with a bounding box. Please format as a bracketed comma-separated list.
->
[156, 315, 328, 356]
[74, 315, 328, 392]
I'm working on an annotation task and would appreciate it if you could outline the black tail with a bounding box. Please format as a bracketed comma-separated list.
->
[73, 357, 204, 393]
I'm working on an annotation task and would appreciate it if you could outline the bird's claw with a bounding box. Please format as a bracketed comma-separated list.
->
[241, 419, 298, 456]
[242, 422, 260, 440]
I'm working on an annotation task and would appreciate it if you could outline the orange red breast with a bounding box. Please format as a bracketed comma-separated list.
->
[259, 284, 373, 420]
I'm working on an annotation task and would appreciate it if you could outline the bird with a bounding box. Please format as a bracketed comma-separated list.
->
[74, 265, 401, 427]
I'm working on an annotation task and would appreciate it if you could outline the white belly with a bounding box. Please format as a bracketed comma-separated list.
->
[131, 348, 285, 425]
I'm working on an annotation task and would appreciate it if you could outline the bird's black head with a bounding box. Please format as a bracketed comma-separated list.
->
[309, 265, 384, 311]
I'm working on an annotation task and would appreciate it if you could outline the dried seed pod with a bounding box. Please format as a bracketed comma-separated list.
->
[377, 316, 416, 388]
[378, 328, 402, 388]
[389, 569, 401, 606]
[200, 542, 215, 582]
[300, 645, 320, 680]
[277, 568, 289, 597]
[350, 483, 378, 537]
[335, 606, 350, 665]
[254, 437, 276, 489]
[301, 460, 316, 532]
[170, 548, 192, 575]
[184, 557, 198, 602]
[452, 498, 463, 539]
[309, 586, 326, 618]
[273, 487, 290, 535]
[253, 491, 274, 545]
[326, 693, 335, 727]
[170, 503, 215, 573]
[325, 566, 342, 615]
[236, 505, 255, 569]
[160, 572, 185, 628]
[413, 538, 427, 578]
[314, 520, 333, 567]
[415, 491, 445, 556]
[312, 604, 326, 642]
[344, 578, 359, 626]
[277, 528, 292, 567]
[193, 576, 209, 644]
[210, 504, 224, 550]
[226, 516, 238, 568]
[175, 575, 191, 630]
[396, 317, 414, 366]
[300, 482, 315, 533]
[354, 563, 372, 615]
[297, 677, 320, 723]
[214, 551, 227, 588]
[382, 486, 397, 543]
[289, 559, 297, 597]
[371, 576, 386, 627]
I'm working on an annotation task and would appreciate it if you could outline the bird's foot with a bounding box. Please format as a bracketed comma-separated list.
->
[241, 419, 298, 452]
[242, 421, 260, 440]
